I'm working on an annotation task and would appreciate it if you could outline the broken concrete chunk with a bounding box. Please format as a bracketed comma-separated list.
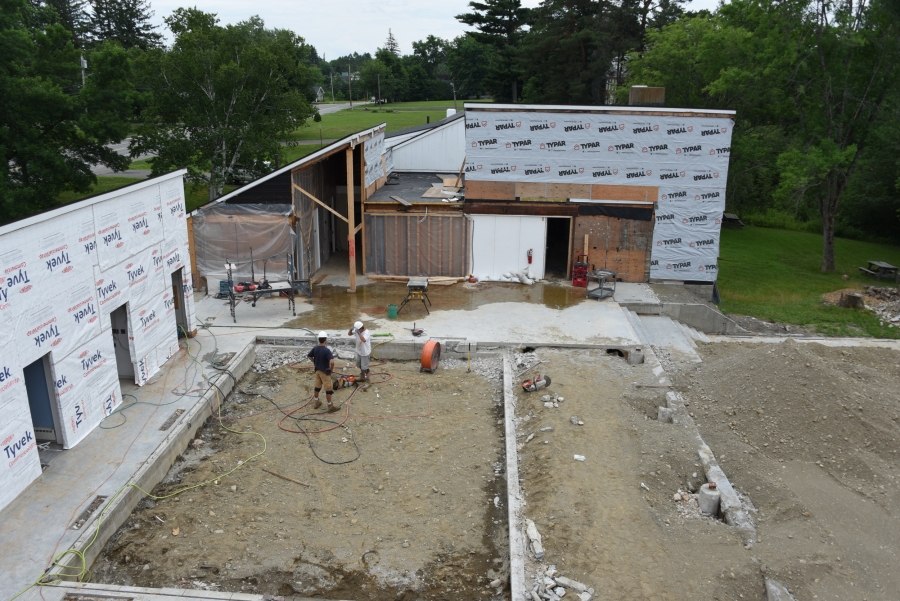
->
[526, 433, 535, 443]
[540, 426, 553, 432]
[570, 416, 579, 425]
[542, 576, 556, 587]
[541, 395, 551, 402]
[658, 407, 674, 423]
[577, 593, 593, 601]
[554, 577, 589, 593]
[544, 402, 554, 408]
[765, 579, 796, 601]
[525, 519, 545, 559]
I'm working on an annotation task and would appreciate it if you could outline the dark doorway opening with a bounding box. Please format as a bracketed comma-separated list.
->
[545, 217, 571, 279]
[24, 354, 60, 442]
[171, 268, 187, 337]
[110, 304, 135, 379]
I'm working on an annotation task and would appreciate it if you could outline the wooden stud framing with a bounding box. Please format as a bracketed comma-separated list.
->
[292, 184, 347, 223]
[566, 216, 574, 280]
[360, 145, 367, 275]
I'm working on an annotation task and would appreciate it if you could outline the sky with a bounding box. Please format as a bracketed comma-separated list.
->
[149, 0, 724, 60]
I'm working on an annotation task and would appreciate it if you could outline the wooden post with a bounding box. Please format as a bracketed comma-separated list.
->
[346, 146, 357, 293]
[566, 217, 574, 280]
[583, 234, 589, 258]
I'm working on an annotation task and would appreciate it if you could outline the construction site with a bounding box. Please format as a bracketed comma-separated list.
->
[1, 100, 899, 601]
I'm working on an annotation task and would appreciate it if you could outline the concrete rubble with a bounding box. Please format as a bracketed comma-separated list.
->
[525, 518, 545, 559]
[526, 567, 595, 601]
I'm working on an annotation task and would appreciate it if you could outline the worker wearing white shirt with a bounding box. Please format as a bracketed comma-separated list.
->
[348, 320, 372, 381]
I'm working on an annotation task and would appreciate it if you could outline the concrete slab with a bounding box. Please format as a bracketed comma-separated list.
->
[638, 315, 702, 363]
[369, 300, 641, 348]
[613, 283, 661, 308]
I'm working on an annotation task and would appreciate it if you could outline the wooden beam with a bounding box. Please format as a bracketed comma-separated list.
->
[390, 195, 412, 207]
[346, 147, 356, 293]
[292, 183, 348, 223]
[566, 216, 574, 280]
[353, 223, 363, 235]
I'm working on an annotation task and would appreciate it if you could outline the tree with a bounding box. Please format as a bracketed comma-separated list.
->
[0, 0, 133, 223]
[131, 9, 316, 200]
[385, 28, 400, 55]
[776, 0, 900, 271]
[446, 35, 494, 98]
[457, 0, 530, 101]
[89, 0, 161, 49]
[41, 0, 90, 46]
[412, 35, 448, 76]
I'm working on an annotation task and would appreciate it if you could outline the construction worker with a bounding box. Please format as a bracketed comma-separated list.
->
[348, 320, 371, 381]
[307, 331, 338, 413]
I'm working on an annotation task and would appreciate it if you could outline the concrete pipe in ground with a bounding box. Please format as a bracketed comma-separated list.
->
[698, 482, 721, 516]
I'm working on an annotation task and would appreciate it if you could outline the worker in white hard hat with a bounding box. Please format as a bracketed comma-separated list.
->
[348, 320, 371, 381]
[307, 331, 338, 412]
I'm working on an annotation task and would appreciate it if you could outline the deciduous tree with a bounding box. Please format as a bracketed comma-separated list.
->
[131, 9, 315, 200]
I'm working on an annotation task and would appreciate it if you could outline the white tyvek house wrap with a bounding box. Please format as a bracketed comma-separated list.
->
[0, 173, 189, 510]
[364, 132, 385, 187]
[465, 109, 733, 282]
[50, 331, 121, 448]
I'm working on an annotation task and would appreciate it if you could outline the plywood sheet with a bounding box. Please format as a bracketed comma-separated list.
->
[422, 186, 461, 199]
[590, 184, 658, 202]
[465, 180, 516, 201]
[516, 182, 548, 198]
[573, 214, 653, 283]
[548, 183, 591, 199]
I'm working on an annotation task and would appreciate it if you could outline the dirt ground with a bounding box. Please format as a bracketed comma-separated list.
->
[92, 350, 510, 600]
[678, 341, 900, 601]
[515, 348, 764, 601]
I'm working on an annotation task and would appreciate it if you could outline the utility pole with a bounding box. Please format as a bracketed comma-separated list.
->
[330, 72, 335, 103]
[377, 74, 381, 107]
[348, 63, 353, 108]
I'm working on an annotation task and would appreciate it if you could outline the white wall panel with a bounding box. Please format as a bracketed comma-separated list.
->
[0, 172, 187, 510]
[390, 118, 466, 173]
[471, 215, 547, 281]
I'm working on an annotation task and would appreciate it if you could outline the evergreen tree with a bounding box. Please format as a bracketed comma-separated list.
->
[456, 0, 530, 102]
[385, 28, 400, 55]
[40, 0, 91, 46]
[89, 0, 161, 49]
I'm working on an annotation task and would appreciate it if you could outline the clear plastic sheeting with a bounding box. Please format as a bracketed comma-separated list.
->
[292, 165, 330, 279]
[192, 203, 293, 281]
[365, 214, 467, 277]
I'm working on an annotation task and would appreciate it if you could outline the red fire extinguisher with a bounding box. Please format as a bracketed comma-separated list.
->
[527, 249, 533, 264]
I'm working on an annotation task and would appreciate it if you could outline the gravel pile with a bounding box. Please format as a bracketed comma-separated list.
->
[866, 286, 900, 326]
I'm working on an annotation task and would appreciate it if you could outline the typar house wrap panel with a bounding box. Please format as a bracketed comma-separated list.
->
[464, 104, 734, 282]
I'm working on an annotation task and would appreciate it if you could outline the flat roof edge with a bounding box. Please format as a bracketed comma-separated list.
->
[463, 103, 736, 116]
[0, 169, 187, 237]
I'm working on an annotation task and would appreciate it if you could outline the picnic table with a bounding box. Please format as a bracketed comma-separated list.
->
[859, 260, 899, 283]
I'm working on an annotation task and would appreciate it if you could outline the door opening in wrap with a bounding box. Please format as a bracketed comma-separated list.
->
[110, 304, 135, 379]
[24, 354, 60, 443]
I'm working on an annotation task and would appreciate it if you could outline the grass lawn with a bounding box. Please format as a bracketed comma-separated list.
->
[56, 176, 145, 204]
[279, 144, 324, 164]
[718, 226, 900, 338]
[129, 157, 154, 170]
[287, 105, 458, 142]
[184, 183, 238, 213]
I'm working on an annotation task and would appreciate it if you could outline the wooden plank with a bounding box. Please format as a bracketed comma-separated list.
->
[346, 147, 356, 292]
[590, 184, 658, 202]
[516, 182, 547, 199]
[566, 216, 574, 280]
[293, 183, 348, 223]
[421, 187, 461, 199]
[390, 195, 412, 207]
[583, 234, 589, 258]
[547, 183, 591, 199]
[465, 180, 516, 201]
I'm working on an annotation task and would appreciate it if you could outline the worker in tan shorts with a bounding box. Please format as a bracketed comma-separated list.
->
[307, 331, 338, 412]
